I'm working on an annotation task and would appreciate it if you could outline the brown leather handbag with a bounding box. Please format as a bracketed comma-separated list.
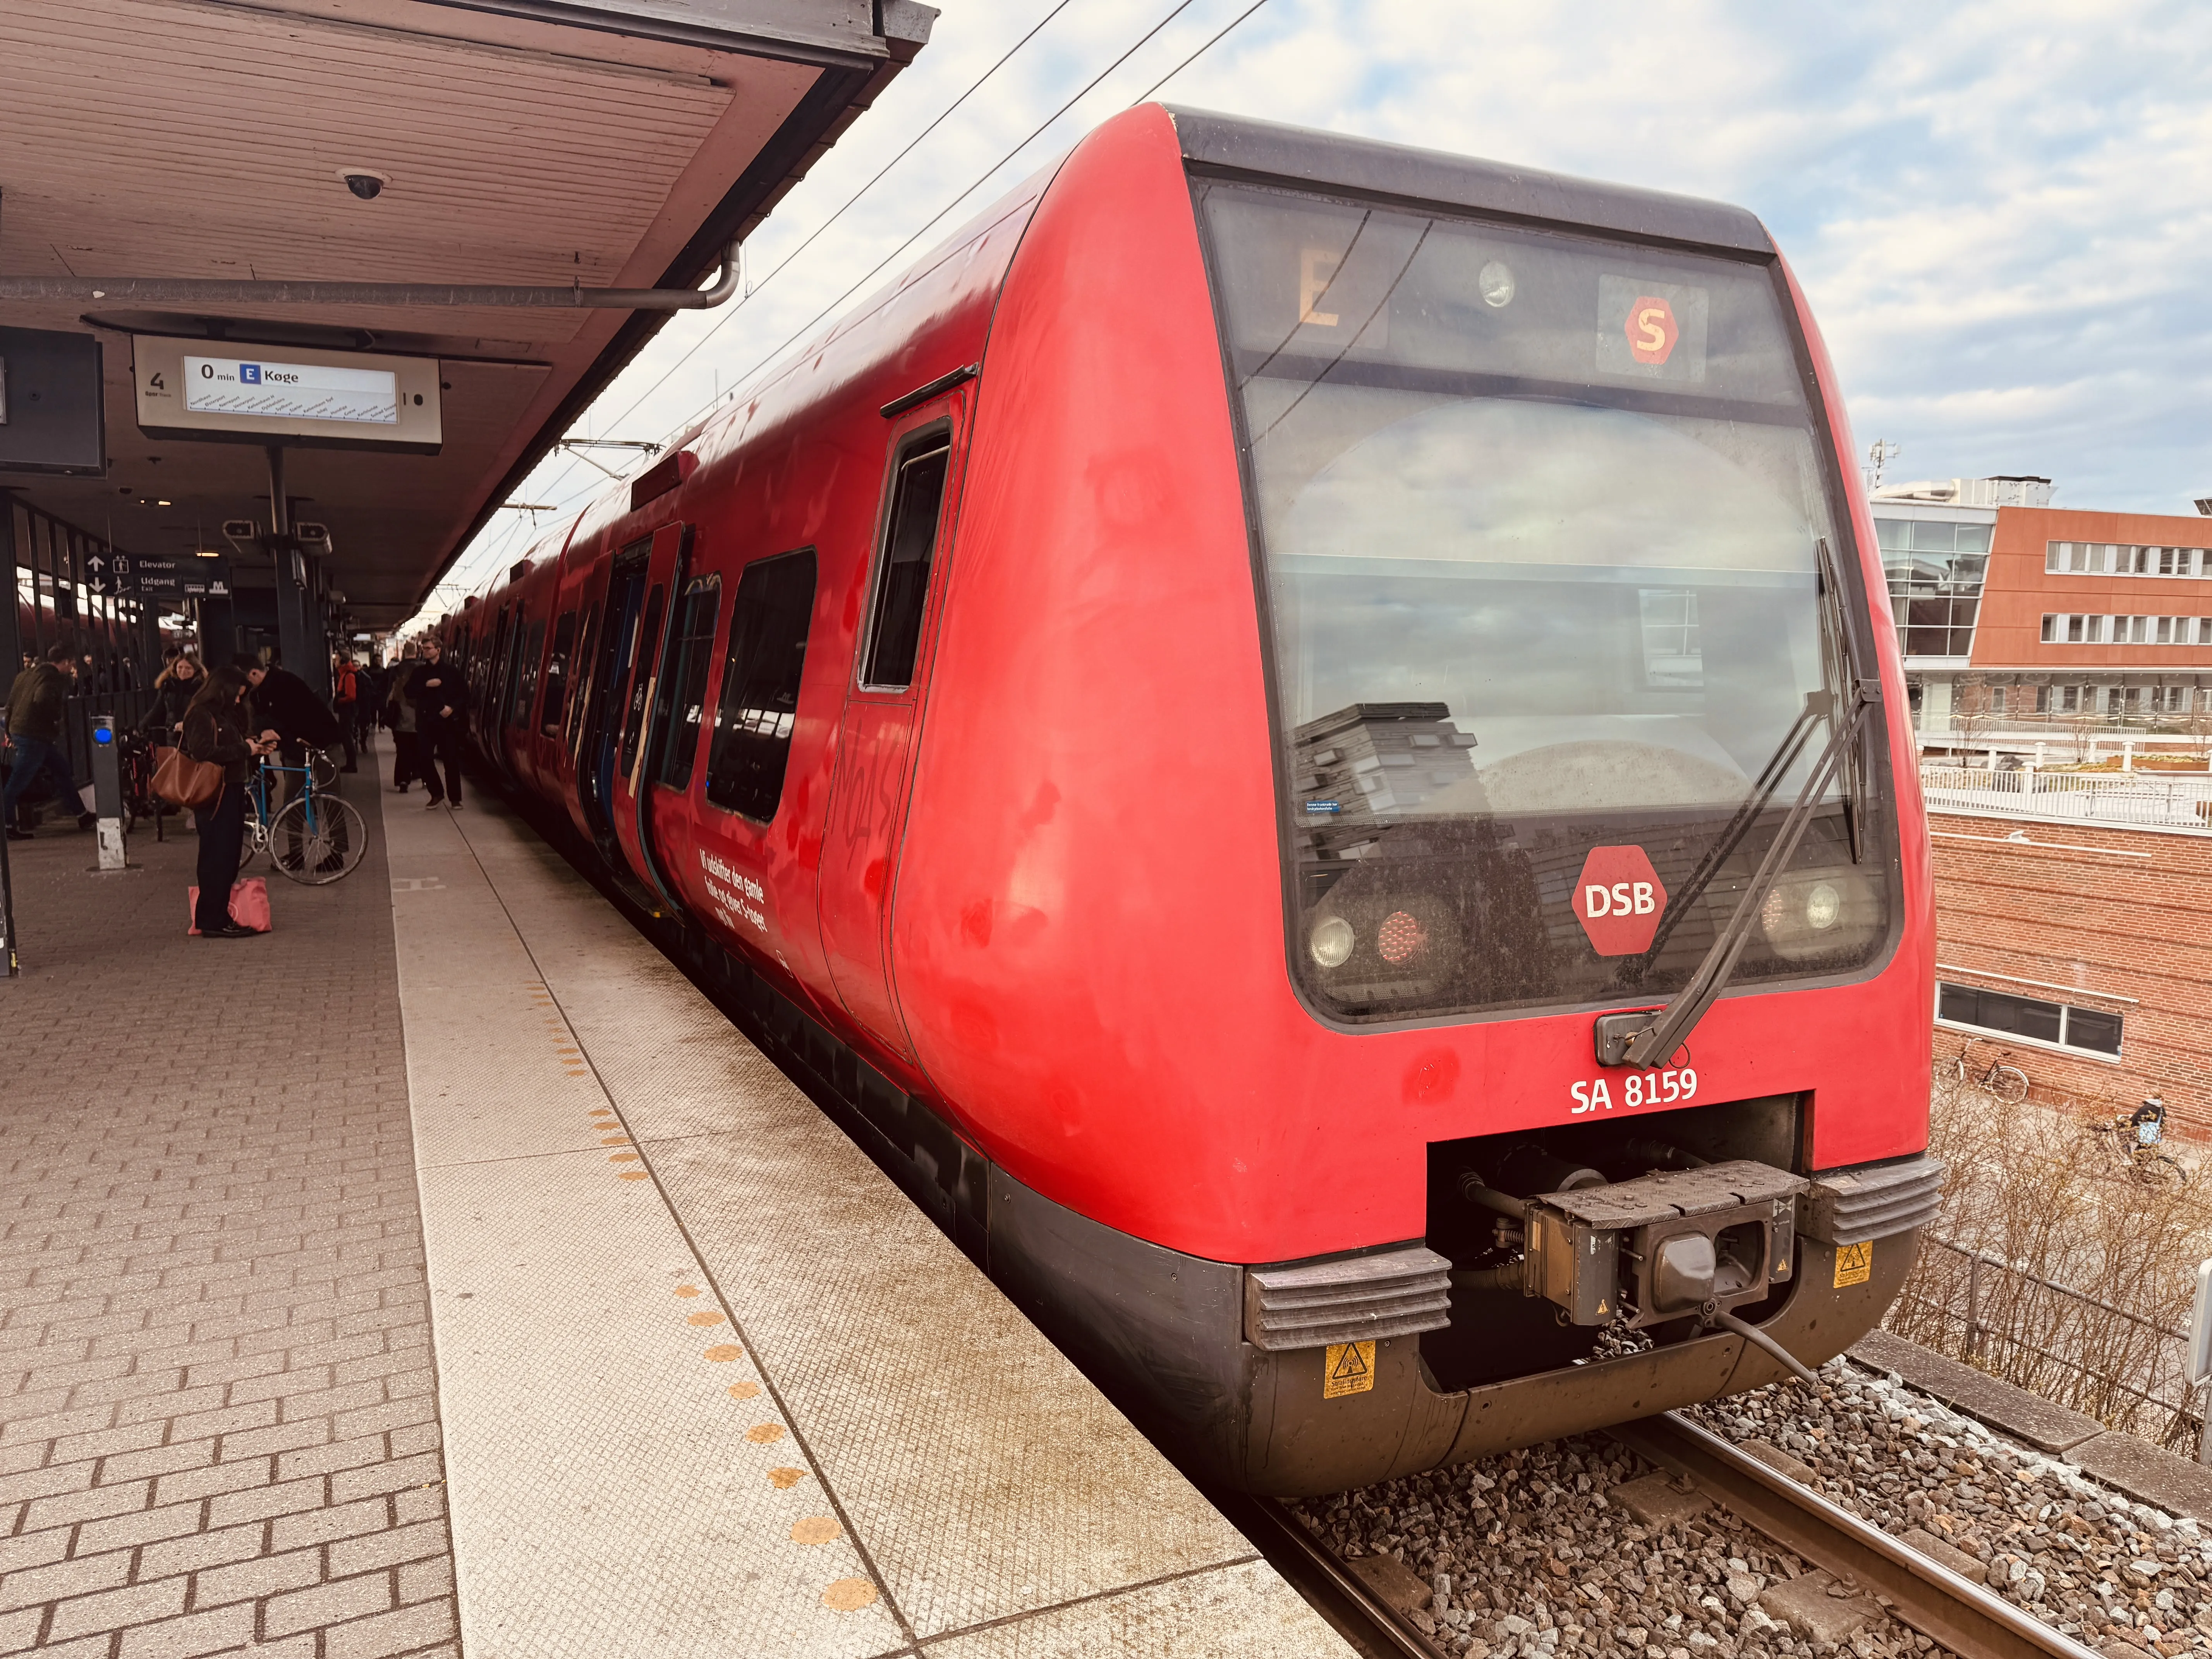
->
[151, 745, 224, 809]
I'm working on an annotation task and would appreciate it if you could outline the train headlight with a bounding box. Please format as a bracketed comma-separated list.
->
[1759, 872, 1874, 961]
[1377, 910, 1426, 964]
[1309, 915, 1356, 968]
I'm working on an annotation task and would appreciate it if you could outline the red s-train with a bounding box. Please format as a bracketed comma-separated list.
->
[434, 106, 1939, 1496]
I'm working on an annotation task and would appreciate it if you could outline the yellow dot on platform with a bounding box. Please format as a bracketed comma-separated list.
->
[705, 1344, 744, 1363]
[823, 1579, 877, 1611]
[790, 1516, 840, 1546]
[685, 1310, 726, 1327]
[728, 1381, 760, 1400]
[746, 1422, 785, 1443]
[608, 1152, 641, 1164]
[769, 1467, 806, 1489]
[617, 1170, 650, 1182]
[674, 1285, 701, 1298]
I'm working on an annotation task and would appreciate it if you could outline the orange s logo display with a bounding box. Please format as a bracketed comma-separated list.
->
[1625, 296, 1679, 365]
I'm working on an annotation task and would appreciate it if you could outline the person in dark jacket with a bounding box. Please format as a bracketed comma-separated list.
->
[181, 667, 276, 938]
[3, 644, 93, 839]
[386, 647, 421, 793]
[235, 653, 340, 806]
[141, 653, 204, 740]
[405, 638, 468, 809]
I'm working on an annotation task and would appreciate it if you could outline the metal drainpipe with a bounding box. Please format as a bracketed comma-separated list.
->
[0, 240, 742, 310]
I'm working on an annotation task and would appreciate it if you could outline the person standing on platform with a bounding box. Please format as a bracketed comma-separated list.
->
[386, 647, 421, 793]
[182, 666, 275, 939]
[3, 644, 94, 840]
[329, 654, 362, 774]
[141, 652, 203, 740]
[405, 638, 468, 810]
[235, 653, 340, 806]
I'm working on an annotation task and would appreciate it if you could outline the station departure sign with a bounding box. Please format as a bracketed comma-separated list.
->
[131, 335, 441, 454]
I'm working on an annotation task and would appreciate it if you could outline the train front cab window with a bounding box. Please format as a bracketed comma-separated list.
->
[1191, 179, 1896, 1028]
[705, 549, 817, 821]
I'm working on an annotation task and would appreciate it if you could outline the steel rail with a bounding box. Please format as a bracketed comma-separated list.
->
[1610, 1412, 2102, 1659]
[1218, 1491, 1443, 1659]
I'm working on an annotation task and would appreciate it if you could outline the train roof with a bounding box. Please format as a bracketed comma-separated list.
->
[1164, 106, 1775, 258]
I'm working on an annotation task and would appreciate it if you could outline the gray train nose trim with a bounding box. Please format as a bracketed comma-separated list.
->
[1801, 1156, 1947, 1246]
[1243, 1244, 1454, 1351]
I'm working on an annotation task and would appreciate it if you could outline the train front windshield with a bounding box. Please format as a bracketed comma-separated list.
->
[1195, 180, 1893, 1023]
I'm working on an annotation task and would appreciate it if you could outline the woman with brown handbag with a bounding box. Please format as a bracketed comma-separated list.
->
[180, 668, 276, 939]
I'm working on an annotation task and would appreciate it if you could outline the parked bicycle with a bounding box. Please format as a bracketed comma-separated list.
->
[1954, 1036, 2030, 1103]
[2088, 1096, 2191, 1186]
[238, 747, 366, 885]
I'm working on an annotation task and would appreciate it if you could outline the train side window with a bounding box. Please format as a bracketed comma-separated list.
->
[563, 601, 601, 750]
[655, 576, 721, 790]
[507, 618, 546, 729]
[706, 549, 817, 821]
[618, 584, 666, 778]
[861, 434, 951, 690]
[540, 610, 577, 738]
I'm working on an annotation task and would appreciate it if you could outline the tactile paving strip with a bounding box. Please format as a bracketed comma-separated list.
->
[382, 789, 1348, 1657]
[383, 801, 906, 1659]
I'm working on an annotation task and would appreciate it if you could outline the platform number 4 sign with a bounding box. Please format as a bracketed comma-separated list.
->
[1323, 1340, 1376, 1399]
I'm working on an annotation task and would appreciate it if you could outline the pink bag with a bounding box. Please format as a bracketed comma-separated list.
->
[186, 877, 273, 936]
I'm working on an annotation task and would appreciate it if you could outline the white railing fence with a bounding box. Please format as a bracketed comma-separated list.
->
[1920, 764, 2212, 831]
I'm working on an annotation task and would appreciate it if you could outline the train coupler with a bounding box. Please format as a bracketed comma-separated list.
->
[1504, 1160, 1807, 1329]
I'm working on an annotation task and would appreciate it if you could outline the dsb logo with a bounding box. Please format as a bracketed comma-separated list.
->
[1571, 845, 1668, 956]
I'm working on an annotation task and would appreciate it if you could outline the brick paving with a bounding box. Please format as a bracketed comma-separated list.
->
[0, 744, 457, 1658]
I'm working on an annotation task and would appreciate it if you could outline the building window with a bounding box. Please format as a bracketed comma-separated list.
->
[1882, 516, 1989, 659]
[2046, 541, 2207, 578]
[1938, 982, 2123, 1056]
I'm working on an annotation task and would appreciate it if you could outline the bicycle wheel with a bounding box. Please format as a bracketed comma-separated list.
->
[1990, 1065, 2030, 1104]
[268, 793, 366, 885]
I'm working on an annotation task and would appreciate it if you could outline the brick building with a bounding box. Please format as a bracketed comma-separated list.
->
[1927, 805, 2212, 1132]
[1874, 477, 2212, 743]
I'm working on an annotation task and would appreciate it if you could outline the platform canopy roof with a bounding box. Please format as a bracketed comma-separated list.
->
[0, 0, 931, 629]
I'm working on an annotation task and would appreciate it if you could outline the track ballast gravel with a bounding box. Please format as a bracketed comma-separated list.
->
[1291, 1358, 2212, 1659]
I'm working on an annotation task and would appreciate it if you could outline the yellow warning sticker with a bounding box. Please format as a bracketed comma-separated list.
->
[1324, 1340, 1376, 1399]
[1834, 1241, 1874, 1288]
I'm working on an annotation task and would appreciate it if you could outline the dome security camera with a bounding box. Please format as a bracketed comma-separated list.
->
[336, 167, 390, 201]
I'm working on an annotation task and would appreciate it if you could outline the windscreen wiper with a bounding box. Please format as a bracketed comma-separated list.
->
[1595, 539, 1881, 1068]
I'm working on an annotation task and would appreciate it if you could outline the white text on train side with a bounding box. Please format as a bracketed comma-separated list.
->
[698, 850, 767, 934]
[1570, 1068, 1697, 1115]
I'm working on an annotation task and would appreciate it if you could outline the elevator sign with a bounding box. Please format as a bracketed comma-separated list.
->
[1570, 845, 1668, 956]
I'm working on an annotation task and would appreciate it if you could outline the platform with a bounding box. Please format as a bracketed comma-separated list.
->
[0, 737, 1345, 1657]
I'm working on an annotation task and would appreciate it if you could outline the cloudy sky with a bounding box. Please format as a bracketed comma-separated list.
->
[421, 0, 2212, 620]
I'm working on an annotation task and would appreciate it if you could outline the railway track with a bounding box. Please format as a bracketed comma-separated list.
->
[1233, 1410, 2106, 1659]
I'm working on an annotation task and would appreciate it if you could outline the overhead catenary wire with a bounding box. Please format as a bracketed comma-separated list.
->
[430, 0, 1276, 615]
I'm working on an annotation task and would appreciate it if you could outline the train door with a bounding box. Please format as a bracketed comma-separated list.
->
[817, 400, 966, 1056]
[606, 522, 687, 893]
[578, 539, 651, 859]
